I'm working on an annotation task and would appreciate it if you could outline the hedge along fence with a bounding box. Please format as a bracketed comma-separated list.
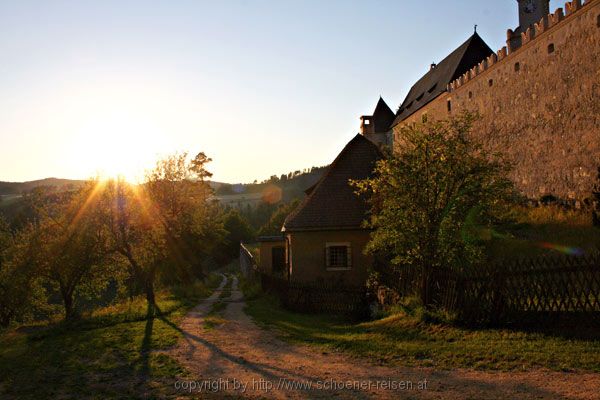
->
[385, 252, 600, 325]
[259, 273, 369, 318]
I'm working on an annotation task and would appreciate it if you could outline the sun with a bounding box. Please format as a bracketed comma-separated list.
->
[69, 109, 172, 182]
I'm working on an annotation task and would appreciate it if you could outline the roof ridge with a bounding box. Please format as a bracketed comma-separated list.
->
[390, 32, 493, 127]
[282, 134, 382, 232]
[283, 134, 364, 230]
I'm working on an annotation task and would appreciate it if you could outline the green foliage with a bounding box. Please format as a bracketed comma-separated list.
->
[30, 181, 115, 320]
[145, 151, 225, 283]
[0, 216, 10, 270]
[99, 151, 225, 309]
[353, 112, 514, 305]
[258, 199, 299, 236]
[239, 201, 279, 232]
[0, 221, 48, 327]
[216, 209, 254, 264]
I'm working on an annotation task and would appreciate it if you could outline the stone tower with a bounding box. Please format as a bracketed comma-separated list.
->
[360, 97, 395, 147]
[507, 0, 550, 53]
[517, 0, 550, 30]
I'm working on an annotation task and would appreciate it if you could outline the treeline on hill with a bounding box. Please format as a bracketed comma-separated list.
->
[214, 166, 322, 235]
[0, 152, 304, 328]
[0, 178, 84, 196]
[215, 166, 326, 199]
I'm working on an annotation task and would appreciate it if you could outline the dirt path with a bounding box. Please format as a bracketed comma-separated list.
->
[169, 275, 600, 399]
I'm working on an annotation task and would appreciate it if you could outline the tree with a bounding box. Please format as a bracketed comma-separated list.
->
[0, 221, 43, 327]
[0, 217, 10, 272]
[32, 181, 111, 320]
[353, 112, 514, 307]
[258, 199, 300, 236]
[100, 152, 224, 310]
[216, 209, 254, 264]
[145, 152, 224, 282]
[100, 179, 165, 308]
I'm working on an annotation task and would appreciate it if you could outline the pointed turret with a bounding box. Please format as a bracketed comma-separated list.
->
[360, 97, 395, 147]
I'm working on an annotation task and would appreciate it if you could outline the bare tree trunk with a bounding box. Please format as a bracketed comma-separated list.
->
[144, 271, 156, 316]
[0, 311, 13, 328]
[420, 267, 431, 308]
[61, 286, 76, 321]
[145, 279, 155, 306]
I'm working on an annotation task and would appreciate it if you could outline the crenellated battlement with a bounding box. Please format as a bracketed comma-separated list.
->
[400, 0, 599, 201]
[447, 0, 597, 93]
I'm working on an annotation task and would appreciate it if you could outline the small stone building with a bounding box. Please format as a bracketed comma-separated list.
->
[282, 133, 383, 286]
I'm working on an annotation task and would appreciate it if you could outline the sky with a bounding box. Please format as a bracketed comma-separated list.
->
[0, 0, 564, 183]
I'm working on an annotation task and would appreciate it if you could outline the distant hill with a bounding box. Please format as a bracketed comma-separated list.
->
[213, 166, 327, 209]
[0, 178, 86, 224]
[0, 168, 328, 220]
[0, 178, 85, 195]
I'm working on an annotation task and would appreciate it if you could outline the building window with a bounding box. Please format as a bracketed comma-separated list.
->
[548, 43, 555, 54]
[325, 243, 351, 270]
[447, 99, 452, 113]
[514, 62, 521, 72]
[468, 91, 473, 99]
[597, 14, 600, 27]
[489, 79, 494, 87]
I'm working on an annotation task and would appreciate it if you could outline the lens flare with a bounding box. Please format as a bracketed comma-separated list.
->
[461, 207, 586, 257]
[536, 242, 585, 256]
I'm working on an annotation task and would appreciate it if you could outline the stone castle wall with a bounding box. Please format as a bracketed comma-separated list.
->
[393, 0, 600, 200]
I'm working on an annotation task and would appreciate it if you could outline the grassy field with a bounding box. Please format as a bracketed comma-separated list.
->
[0, 277, 222, 400]
[487, 205, 599, 260]
[245, 294, 600, 372]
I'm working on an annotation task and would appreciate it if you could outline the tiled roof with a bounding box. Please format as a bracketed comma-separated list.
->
[392, 33, 493, 126]
[283, 134, 382, 232]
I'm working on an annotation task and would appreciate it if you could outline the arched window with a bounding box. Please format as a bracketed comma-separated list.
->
[489, 79, 494, 87]
[597, 14, 600, 27]
[447, 99, 452, 113]
[548, 43, 555, 54]
[514, 62, 521, 72]
[468, 91, 473, 99]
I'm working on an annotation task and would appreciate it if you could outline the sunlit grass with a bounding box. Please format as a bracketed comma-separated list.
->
[0, 278, 218, 399]
[245, 295, 600, 372]
[487, 205, 599, 259]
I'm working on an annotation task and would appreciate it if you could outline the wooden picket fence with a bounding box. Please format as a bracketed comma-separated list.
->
[259, 273, 368, 318]
[386, 252, 600, 325]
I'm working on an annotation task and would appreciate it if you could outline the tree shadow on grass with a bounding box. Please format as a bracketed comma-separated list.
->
[137, 303, 155, 383]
